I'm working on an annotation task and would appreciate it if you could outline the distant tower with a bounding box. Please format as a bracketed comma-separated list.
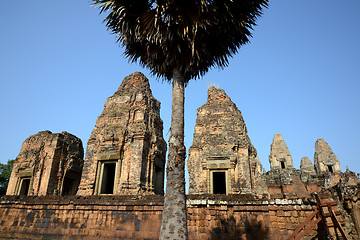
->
[314, 139, 341, 175]
[269, 134, 294, 170]
[77, 72, 166, 196]
[6, 131, 84, 196]
[187, 87, 264, 195]
[300, 157, 316, 174]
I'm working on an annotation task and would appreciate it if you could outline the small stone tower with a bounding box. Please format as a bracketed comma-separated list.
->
[269, 134, 294, 170]
[77, 72, 166, 196]
[300, 157, 316, 174]
[187, 87, 265, 195]
[314, 138, 341, 175]
[6, 131, 84, 196]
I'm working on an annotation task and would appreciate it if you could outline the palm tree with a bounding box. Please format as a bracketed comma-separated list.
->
[92, 1, 268, 239]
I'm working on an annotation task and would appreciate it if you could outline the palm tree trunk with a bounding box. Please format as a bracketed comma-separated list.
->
[159, 68, 188, 240]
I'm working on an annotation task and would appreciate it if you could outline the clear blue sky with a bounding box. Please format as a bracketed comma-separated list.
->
[1, 0, 359, 184]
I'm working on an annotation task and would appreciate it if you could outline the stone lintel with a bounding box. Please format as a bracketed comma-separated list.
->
[18, 169, 34, 178]
[206, 159, 231, 169]
[98, 151, 121, 161]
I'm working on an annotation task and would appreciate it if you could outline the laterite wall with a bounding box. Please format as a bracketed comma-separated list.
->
[0, 195, 357, 239]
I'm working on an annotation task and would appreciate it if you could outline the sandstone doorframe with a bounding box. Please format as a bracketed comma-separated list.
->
[209, 170, 229, 195]
[206, 159, 231, 195]
[14, 169, 34, 196]
[60, 169, 82, 196]
[94, 159, 121, 195]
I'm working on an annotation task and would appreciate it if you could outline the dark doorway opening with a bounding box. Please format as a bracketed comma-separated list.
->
[100, 162, 116, 194]
[62, 177, 76, 195]
[281, 162, 286, 169]
[328, 165, 334, 173]
[19, 178, 30, 196]
[213, 172, 226, 194]
[153, 165, 163, 195]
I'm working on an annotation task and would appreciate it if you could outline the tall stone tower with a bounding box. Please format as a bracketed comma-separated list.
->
[269, 134, 294, 170]
[77, 72, 166, 196]
[187, 87, 265, 195]
[314, 138, 341, 175]
[6, 131, 84, 196]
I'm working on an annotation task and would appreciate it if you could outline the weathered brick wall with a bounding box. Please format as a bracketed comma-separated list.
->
[187, 196, 319, 240]
[1, 195, 357, 239]
[0, 195, 163, 240]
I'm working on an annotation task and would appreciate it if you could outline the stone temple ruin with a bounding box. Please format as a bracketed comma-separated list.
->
[1, 72, 360, 240]
[77, 72, 167, 196]
[6, 131, 84, 196]
[188, 87, 265, 195]
[269, 134, 294, 170]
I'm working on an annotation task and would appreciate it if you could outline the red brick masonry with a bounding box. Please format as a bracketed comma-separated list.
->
[0, 195, 358, 240]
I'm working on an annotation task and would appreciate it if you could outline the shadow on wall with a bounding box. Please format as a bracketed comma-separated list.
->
[209, 215, 269, 240]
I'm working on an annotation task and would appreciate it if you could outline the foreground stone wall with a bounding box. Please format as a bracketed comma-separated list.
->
[0, 195, 163, 240]
[0, 194, 358, 239]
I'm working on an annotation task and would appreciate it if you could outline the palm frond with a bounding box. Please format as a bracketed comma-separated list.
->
[92, 0, 268, 82]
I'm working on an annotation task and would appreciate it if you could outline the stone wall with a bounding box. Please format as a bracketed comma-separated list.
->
[1, 194, 358, 240]
[0, 195, 162, 240]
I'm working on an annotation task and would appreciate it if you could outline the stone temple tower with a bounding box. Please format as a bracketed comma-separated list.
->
[7, 131, 84, 196]
[269, 134, 294, 170]
[187, 87, 265, 195]
[77, 72, 166, 196]
[314, 138, 341, 175]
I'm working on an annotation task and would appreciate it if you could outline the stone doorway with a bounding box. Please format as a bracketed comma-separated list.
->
[62, 177, 76, 195]
[210, 170, 228, 194]
[18, 177, 31, 196]
[281, 161, 286, 169]
[96, 160, 118, 195]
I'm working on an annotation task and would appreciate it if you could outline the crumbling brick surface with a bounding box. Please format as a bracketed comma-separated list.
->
[77, 72, 166, 196]
[6, 130, 84, 196]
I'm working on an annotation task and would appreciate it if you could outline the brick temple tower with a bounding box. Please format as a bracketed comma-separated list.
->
[314, 138, 341, 175]
[187, 87, 265, 195]
[6, 131, 84, 196]
[269, 134, 294, 170]
[77, 72, 166, 196]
